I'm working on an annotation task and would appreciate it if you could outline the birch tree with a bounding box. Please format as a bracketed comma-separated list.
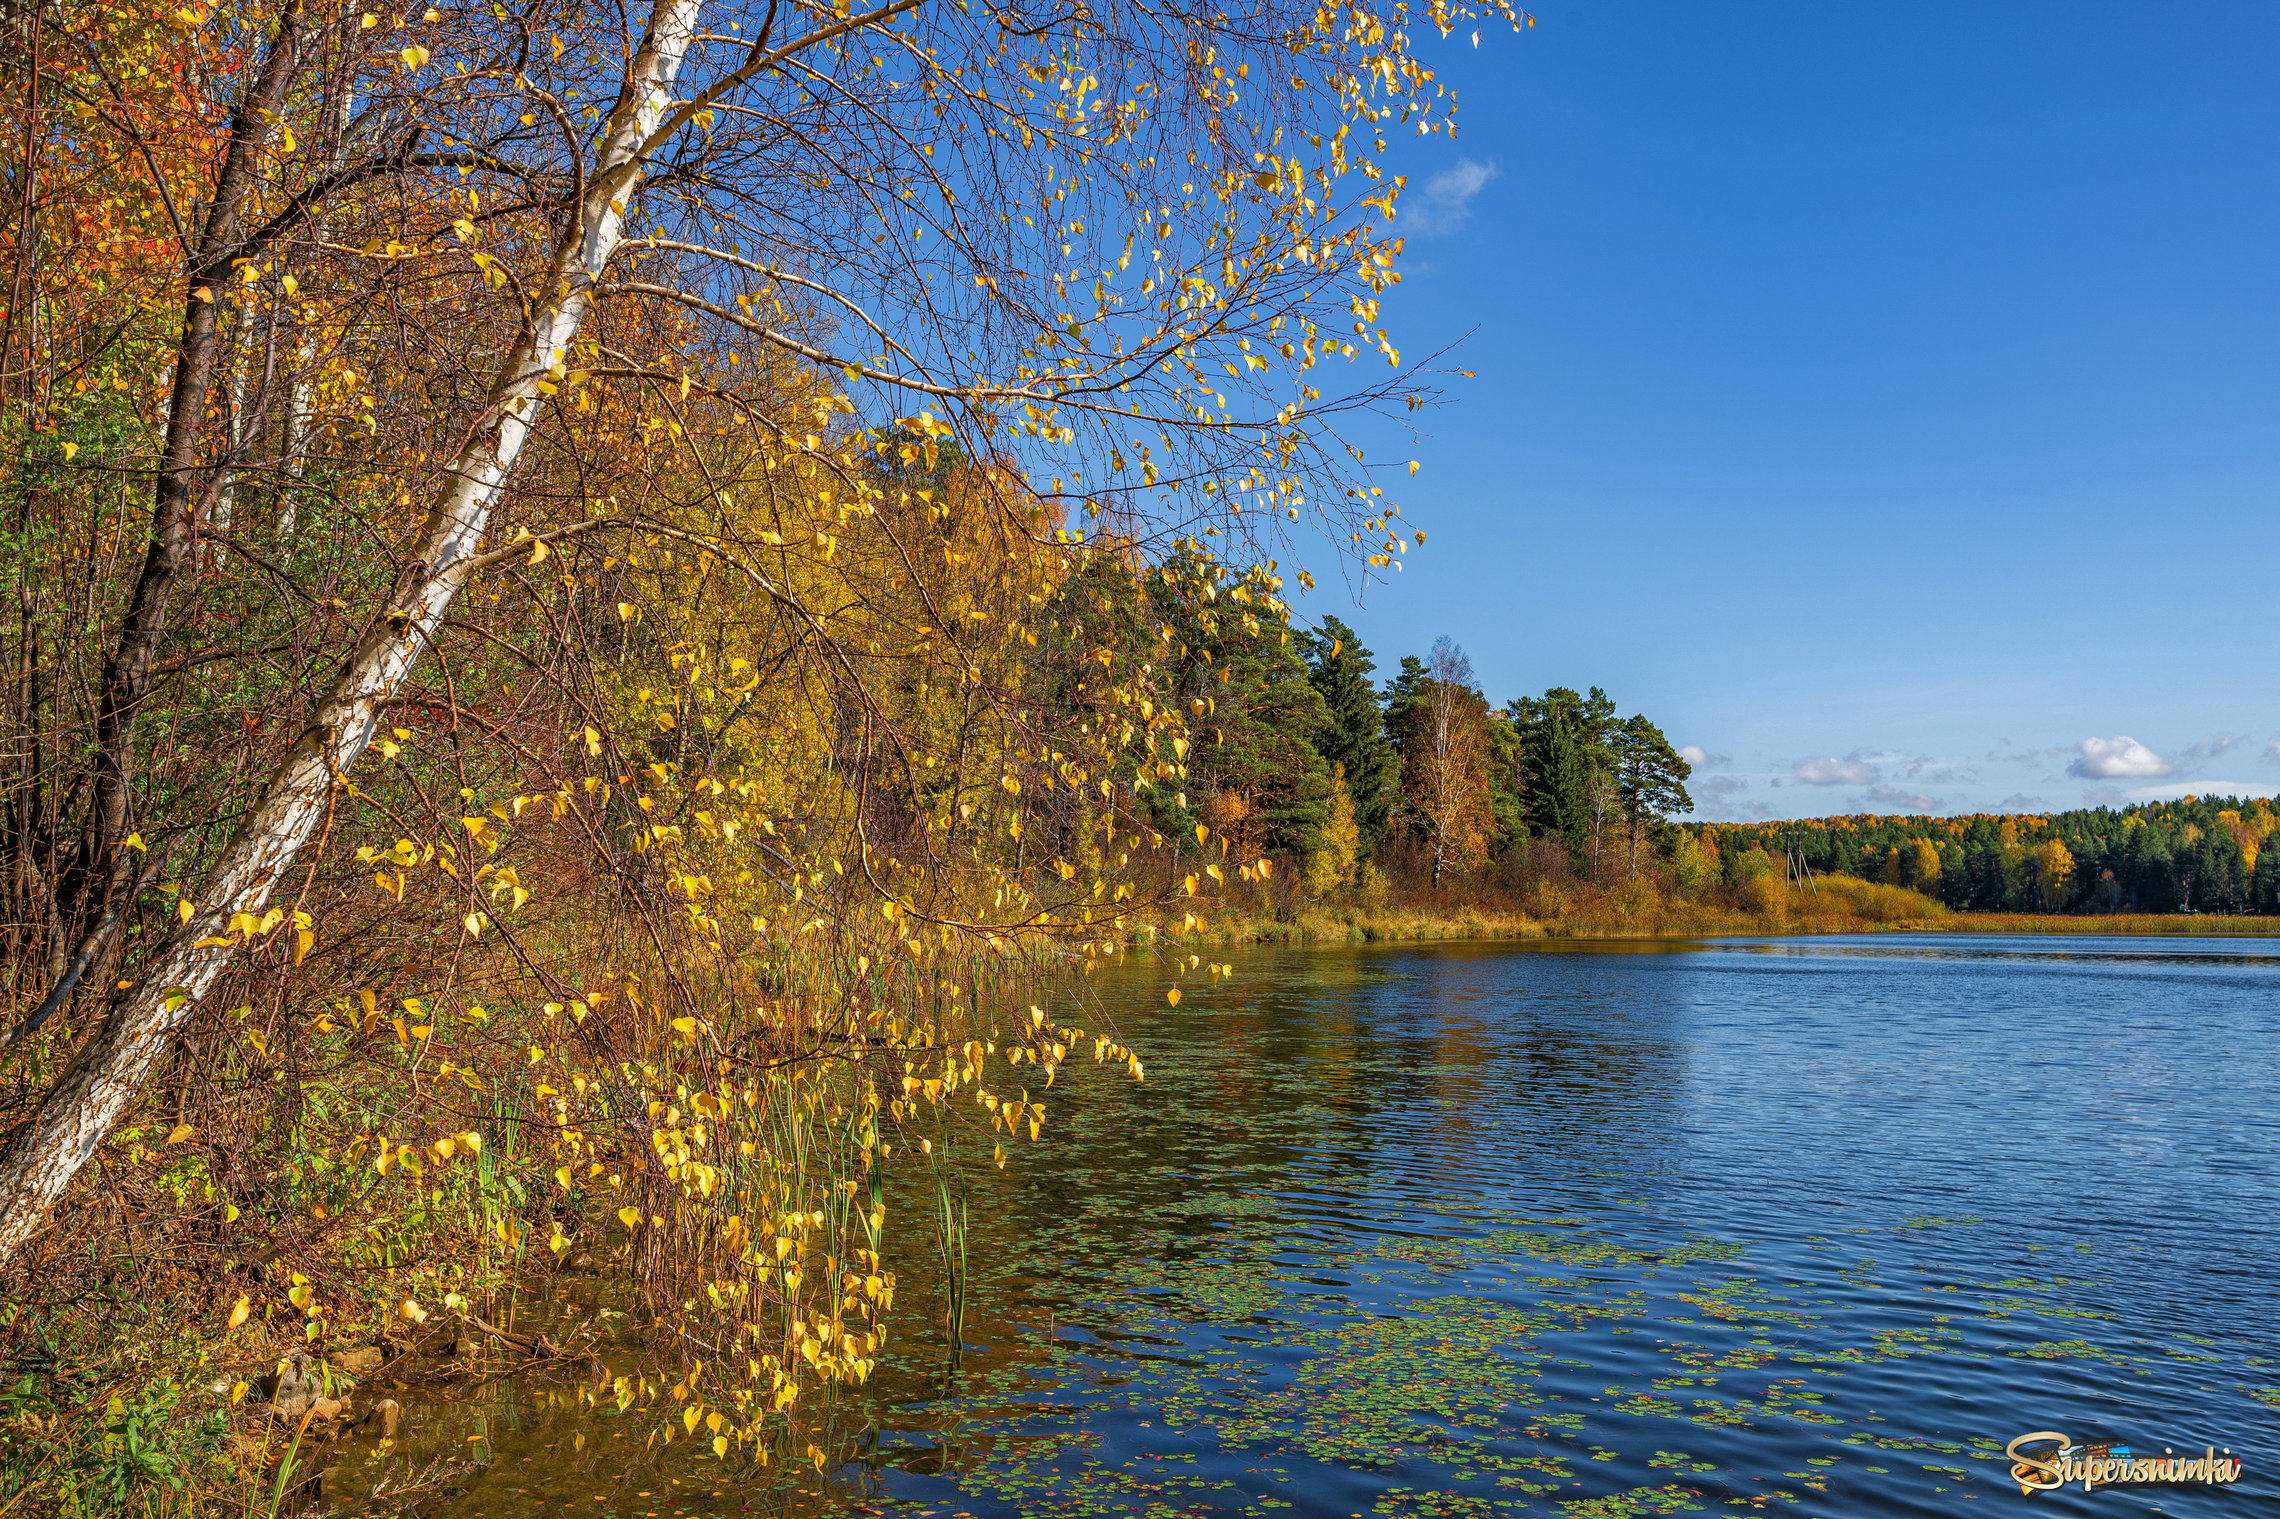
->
[1406, 633, 1491, 887]
[0, 0, 1516, 1271]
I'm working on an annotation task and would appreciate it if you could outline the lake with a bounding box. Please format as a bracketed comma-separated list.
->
[336, 936, 2280, 1517]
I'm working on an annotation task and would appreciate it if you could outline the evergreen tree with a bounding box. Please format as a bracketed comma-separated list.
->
[2256, 839, 2280, 911]
[1382, 655, 1431, 749]
[1486, 713, 1528, 854]
[1299, 616, 1401, 852]
[1611, 713, 1693, 872]
[1381, 655, 1431, 841]
[1509, 687, 1614, 869]
[1150, 556, 1333, 860]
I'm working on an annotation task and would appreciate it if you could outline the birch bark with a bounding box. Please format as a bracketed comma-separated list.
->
[0, 0, 702, 1268]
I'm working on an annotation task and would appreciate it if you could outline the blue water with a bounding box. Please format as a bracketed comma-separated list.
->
[853, 936, 2280, 1518]
[345, 936, 2279, 1518]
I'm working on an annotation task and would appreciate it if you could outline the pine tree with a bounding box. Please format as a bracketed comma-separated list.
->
[1151, 556, 1333, 861]
[1610, 713, 1693, 873]
[1510, 688, 1607, 869]
[1299, 617, 1401, 852]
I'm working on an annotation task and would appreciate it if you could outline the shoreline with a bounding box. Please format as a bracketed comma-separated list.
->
[1161, 908, 2280, 947]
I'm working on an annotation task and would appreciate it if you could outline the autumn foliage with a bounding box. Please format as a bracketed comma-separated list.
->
[0, 0, 1527, 1500]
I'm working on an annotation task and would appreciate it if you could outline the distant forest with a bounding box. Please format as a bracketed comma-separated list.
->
[1695, 799, 2280, 915]
[1071, 589, 2269, 921]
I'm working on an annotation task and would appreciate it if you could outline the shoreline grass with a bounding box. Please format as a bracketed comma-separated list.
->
[1161, 886, 2280, 948]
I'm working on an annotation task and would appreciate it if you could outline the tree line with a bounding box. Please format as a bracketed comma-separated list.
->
[1066, 578, 1700, 898]
[1695, 796, 2280, 914]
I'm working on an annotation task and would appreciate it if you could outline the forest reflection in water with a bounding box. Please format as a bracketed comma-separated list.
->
[333, 937, 2280, 1518]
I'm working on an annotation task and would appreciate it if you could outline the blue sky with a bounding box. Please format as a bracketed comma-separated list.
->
[1285, 1, 2280, 819]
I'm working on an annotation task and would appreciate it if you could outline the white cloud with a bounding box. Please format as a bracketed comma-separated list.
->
[1858, 784, 1939, 812]
[1795, 755, 1877, 786]
[2185, 734, 2245, 759]
[2265, 738, 2280, 766]
[1696, 774, 1749, 799]
[1678, 745, 1729, 769]
[1996, 792, 2045, 811]
[1404, 159, 1498, 236]
[2067, 736, 2175, 780]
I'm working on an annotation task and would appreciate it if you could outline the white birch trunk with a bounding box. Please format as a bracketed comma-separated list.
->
[0, 0, 701, 1268]
[278, 29, 357, 543]
[208, 315, 247, 568]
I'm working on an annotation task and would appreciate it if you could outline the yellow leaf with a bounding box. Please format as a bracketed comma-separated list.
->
[288, 1283, 314, 1310]
[177, 898, 194, 924]
[619, 1206, 643, 1229]
[463, 911, 486, 936]
[58, 441, 78, 461]
[683, 1404, 703, 1434]
[529, 537, 550, 565]
[712, 1435, 729, 1458]
[225, 1295, 250, 1330]
[616, 602, 638, 622]
[164, 1122, 196, 1146]
[399, 43, 430, 68]
[400, 1297, 429, 1324]
[555, 1166, 573, 1189]
[1166, 988, 1180, 1006]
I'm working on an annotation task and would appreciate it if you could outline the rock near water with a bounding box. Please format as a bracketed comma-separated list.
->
[256, 1350, 322, 1421]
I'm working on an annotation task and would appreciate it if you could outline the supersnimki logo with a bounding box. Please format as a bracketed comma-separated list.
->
[2005, 1432, 2244, 1495]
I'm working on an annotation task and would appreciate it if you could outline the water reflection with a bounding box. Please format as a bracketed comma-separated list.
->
[331, 937, 2279, 1518]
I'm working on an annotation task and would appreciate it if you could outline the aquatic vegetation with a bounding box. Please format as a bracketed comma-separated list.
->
[284, 937, 2280, 1518]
